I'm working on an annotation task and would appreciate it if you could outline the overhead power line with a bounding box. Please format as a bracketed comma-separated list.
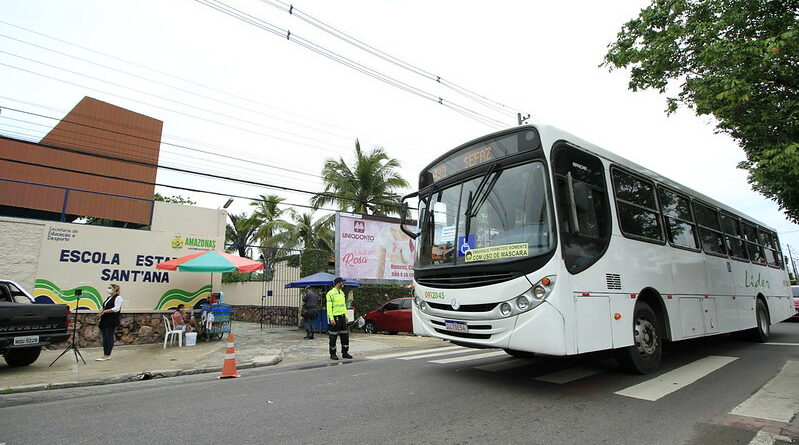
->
[0, 134, 408, 209]
[260, 0, 528, 119]
[0, 105, 322, 179]
[0, 19, 424, 155]
[194, 0, 508, 129]
[0, 118, 314, 187]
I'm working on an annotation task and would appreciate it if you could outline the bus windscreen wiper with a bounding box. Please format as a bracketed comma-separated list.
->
[463, 164, 501, 240]
[466, 163, 500, 218]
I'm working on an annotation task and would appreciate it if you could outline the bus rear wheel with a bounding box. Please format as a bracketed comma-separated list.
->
[614, 302, 661, 375]
[748, 299, 770, 342]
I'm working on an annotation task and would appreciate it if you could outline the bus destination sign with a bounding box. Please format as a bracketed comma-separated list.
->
[422, 129, 540, 187]
[431, 145, 496, 181]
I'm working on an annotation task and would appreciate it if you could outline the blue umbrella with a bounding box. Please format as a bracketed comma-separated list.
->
[284, 272, 360, 288]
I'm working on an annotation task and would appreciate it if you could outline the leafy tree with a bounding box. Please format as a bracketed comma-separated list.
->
[225, 212, 258, 258]
[249, 194, 292, 264]
[154, 193, 197, 205]
[311, 140, 409, 216]
[281, 210, 335, 256]
[603, 0, 799, 222]
[249, 194, 291, 245]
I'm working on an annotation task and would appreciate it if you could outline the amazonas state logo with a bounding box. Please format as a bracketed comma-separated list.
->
[171, 236, 184, 250]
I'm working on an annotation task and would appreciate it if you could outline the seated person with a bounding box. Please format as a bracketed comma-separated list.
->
[171, 304, 201, 333]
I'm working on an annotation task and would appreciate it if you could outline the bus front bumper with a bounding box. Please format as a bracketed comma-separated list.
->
[413, 301, 567, 355]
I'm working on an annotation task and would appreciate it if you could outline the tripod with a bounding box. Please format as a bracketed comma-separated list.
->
[50, 290, 86, 366]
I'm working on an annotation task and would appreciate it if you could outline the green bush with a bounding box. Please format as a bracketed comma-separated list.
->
[301, 249, 328, 277]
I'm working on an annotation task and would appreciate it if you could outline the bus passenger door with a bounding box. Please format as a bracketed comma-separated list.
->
[575, 294, 612, 353]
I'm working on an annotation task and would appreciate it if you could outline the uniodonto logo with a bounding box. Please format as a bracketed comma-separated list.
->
[425, 291, 445, 300]
[171, 236, 184, 250]
[354, 220, 365, 233]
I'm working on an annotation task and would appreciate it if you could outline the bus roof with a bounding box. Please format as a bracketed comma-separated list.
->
[534, 123, 777, 231]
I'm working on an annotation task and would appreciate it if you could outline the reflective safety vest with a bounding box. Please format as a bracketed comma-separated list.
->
[326, 288, 347, 317]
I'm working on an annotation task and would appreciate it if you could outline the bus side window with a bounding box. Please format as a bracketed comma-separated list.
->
[658, 187, 699, 250]
[552, 144, 611, 274]
[610, 168, 664, 243]
[759, 229, 781, 268]
[693, 202, 727, 257]
[742, 221, 766, 265]
[720, 213, 749, 261]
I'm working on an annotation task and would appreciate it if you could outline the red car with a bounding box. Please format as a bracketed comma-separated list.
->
[792, 285, 799, 320]
[363, 297, 412, 334]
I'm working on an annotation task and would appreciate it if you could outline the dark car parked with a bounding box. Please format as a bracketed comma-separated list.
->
[363, 297, 412, 335]
[0, 280, 69, 367]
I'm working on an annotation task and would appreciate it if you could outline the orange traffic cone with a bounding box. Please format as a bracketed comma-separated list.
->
[218, 333, 240, 379]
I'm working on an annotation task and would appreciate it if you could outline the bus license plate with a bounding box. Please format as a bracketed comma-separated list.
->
[13, 335, 39, 346]
[444, 320, 468, 333]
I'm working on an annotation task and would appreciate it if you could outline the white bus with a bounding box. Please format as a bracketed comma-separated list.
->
[400, 125, 794, 374]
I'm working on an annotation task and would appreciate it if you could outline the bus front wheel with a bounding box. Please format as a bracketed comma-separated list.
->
[614, 302, 661, 375]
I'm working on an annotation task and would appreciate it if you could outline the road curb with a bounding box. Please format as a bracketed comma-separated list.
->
[0, 353, 283, 394]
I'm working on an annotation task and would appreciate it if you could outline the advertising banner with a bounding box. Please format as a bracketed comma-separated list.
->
[33, 222, 223, 311]
[336, 213, 415, 282]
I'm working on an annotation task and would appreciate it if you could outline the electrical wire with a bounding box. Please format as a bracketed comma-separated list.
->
[0, 19, 425, 155]
[0, 119, 316, 188]
[0, 133, 409, 209]
[194, 0, 509, 129]
[0, 106, 324, 179]
[261, 0, 529, 119]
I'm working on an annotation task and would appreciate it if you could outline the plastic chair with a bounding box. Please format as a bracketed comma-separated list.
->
[163, 315, 183, 348]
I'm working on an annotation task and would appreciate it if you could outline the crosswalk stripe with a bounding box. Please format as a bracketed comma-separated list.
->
[366, 346, 465, 360]
[535, 365, 608, 384]
[615, 355, 737, 401]
[430, 350, 507, 364]
[398, 348, 476, 360]
[475, 357, 544, 373]
[761, 342, 799, 346]
[730, 360, 799, 423]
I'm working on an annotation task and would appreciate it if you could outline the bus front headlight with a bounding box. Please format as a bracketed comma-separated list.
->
[414, 295, 427, 312]
[500, 275, 556, 317]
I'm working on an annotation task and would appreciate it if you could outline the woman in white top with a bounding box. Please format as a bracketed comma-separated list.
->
[97, 284, 123, 361]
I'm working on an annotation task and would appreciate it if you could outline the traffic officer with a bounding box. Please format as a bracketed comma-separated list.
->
[326, 277, 352, 360]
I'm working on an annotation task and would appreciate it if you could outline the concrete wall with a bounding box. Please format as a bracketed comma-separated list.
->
[150, 201, 226, 239]
[0, 217, 45, 290]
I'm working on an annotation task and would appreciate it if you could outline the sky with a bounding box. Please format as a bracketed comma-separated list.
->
[2, 0, 798, 268]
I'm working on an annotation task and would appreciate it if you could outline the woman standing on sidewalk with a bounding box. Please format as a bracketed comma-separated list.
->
[97, 284, 123, 361]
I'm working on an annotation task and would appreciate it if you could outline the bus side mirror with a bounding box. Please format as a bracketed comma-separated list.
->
[399, 196, 419, 240]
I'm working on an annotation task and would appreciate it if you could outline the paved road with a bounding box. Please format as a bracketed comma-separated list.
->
[2, 323, 798, 445]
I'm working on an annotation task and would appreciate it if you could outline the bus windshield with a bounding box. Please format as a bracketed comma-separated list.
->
[417, 161, 554, 267]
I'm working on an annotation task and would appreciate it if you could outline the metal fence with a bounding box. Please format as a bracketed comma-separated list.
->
[225, 244, 303, 329]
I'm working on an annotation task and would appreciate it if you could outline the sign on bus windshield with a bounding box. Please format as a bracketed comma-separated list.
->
[420, 129, 541, 188]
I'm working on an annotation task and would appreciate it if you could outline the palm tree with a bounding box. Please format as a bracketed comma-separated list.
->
[225, 212, 258, 258]
[311, 140, 409, 216]
[250, 194, 292, 262]
[281, 210, 335, 256]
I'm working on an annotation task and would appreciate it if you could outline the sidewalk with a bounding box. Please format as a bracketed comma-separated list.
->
[0, 321, 445, 393]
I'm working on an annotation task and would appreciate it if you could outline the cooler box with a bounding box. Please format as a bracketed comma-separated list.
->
[185, 332, 197, 346]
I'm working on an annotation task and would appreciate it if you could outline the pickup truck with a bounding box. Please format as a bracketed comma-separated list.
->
[0, 280, 70, 367]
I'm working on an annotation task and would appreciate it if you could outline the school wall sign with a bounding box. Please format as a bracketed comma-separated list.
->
[34, 221, 222, 311]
